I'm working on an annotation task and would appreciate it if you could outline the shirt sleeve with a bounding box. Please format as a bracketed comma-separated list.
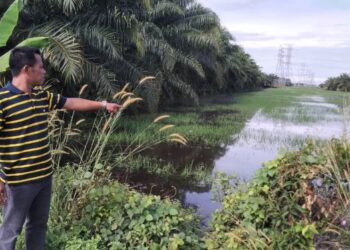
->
[0, 167, 6, 183]
[46, 91, 67, 111]
[0, 103, 4, 131]
[0, 104, 5, 182]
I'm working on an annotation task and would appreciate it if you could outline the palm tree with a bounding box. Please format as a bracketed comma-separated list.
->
[139, 0, 221, 105]
[323, 73, 350, 92]
[1, 0, 266, 110]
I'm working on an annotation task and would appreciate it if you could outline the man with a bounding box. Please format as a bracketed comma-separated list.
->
[0, 47, 120, 249]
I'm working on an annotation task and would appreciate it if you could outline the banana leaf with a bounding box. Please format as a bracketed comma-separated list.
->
[0, 0, 20, 48]
[0, 37, 49, 73]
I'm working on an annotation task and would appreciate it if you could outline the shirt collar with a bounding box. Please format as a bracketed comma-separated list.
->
[5, 82, 32, 94]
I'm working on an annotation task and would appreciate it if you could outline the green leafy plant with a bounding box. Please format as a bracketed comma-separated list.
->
[0, 0, 48, 73]
[207, 140, 350, 249]
[68, 182, 203, 249]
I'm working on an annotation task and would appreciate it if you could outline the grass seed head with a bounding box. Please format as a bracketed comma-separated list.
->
[170, 138, 187, 145]
[121, 92, 134, 99]
[169, 133, 188, 143]
[153, 115, 170, 123]
[79, 84, 88, 96]
[122, 97, 143, 109]
[159, 124, 175, 132]
[113, 91, 126, 100]
[139, 76, 156, 85]
[75, 119, 86, 126]
[121, 83, 130, 92]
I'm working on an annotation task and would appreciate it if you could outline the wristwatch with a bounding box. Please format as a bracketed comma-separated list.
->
[101, 100, 107, 109]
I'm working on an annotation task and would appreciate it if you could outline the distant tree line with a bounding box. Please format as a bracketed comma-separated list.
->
[1, 0, 270, 111]
[320, 73, 350, 92]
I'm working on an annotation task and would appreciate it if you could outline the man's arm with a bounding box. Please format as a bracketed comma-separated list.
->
[64, 98, 121, 113]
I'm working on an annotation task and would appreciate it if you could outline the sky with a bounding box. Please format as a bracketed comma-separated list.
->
[198, 0, 350, 84]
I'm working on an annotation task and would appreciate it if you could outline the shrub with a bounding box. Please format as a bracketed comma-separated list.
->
[206, 140, 350, 249]
[72, 182, 203, 249]
[44, 162, 203, 249]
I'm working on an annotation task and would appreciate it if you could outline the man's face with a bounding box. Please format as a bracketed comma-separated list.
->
[27, 54, 46, 86]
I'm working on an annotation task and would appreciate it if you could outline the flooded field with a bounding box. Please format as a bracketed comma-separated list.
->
[187, 94, 349, 222]
[123, 88, 350, 224]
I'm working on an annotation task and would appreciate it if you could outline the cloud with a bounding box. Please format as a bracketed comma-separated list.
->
[222, 10, 350, 49]
[199, 0, 261, 9]
[311, 0, 350, 9]
[232, 32, 275, 41]
[198, 0, 350, 49]
[198, 0, 350, 82]
[233, 31, 349, 49]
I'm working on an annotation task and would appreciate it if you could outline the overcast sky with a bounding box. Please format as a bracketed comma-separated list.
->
[198, 0, 350, 84]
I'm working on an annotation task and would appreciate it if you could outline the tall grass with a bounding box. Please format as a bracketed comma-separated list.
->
[44, 77, 188, 246]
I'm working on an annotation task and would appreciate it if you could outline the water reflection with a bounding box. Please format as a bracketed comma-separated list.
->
[120, 143, 228, 198]
[124, 94, 350, 225]
[185, 95, 350, 224]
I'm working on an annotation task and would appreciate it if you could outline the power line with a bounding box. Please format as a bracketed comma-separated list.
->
[295, 63, 315, 85]
[285, 45, 293, 81]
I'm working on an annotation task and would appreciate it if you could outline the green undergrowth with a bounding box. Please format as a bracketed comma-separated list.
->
[206, 139, 350, 249]
[45, 166, 204, 249]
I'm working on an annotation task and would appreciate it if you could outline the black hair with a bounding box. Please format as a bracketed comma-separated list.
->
[9, 46, 42, 77]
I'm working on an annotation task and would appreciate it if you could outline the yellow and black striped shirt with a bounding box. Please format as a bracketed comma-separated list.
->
[0, 82, 66, 185]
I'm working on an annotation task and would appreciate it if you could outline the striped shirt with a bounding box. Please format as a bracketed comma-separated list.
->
[0, 82, 66, 185]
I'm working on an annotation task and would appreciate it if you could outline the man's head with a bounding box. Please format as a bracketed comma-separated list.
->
[9, 47, 46, 86]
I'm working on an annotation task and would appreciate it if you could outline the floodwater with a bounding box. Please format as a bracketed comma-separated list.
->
[132, 93, 350, 224]
[186, 95, 349, 223]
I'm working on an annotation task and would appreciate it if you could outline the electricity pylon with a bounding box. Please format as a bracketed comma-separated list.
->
[275, 44, 293, 86]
